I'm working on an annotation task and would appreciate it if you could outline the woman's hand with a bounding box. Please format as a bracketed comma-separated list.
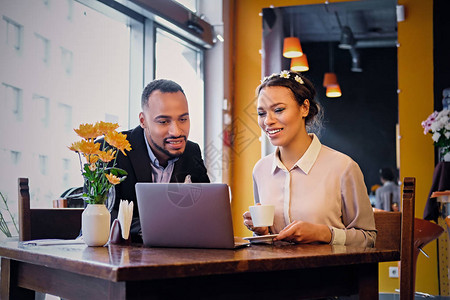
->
[242, 210, 269, 236]
[273, 220, 332, 244]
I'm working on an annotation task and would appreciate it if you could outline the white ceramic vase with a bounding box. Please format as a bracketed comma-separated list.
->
[82, 204, 111, 246]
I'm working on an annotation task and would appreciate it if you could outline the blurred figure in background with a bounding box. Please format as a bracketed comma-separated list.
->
[375, 167, 400, 211]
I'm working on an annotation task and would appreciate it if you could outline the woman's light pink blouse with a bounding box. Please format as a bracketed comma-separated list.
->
[252, 134, 377, 247]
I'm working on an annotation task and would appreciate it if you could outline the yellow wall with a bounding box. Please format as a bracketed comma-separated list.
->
[397, 0, 437, 294]
[228, 0, 437, 295]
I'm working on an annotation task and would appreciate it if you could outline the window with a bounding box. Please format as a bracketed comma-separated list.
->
[33, 94, 50, 128]
[66, 0, 74, 21]
[38, 155, 48, 175]
[62, 158, 71, 187]
[60, 47, 73, 75]
[2, 83, 22, 121]
[57, 103, 72, 133]
[3, 16, 22, 51]
[34, 33, 51, 64]
[62, 158, 70, 171]
[10, 151, 21, 165]
[155, 28, 204, 149]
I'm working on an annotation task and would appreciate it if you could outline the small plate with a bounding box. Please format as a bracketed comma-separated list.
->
[243, 234, 278, 244]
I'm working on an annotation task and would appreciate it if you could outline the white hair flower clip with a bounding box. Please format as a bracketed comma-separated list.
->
[262, 71, 304, 85]
[294, 75, 304, 84]
[280, 70, 290, 78]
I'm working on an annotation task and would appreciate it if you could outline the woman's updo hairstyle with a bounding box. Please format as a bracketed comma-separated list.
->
[256, 70, 322, 133]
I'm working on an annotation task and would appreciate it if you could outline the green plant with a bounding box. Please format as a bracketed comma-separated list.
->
[0, 192, 18, 237]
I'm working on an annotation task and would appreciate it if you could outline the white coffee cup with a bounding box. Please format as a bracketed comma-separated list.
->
[249, 204, 275, 227]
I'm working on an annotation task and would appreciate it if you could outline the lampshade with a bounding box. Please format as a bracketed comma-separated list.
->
[326, 85, 342, 98]
[323, 72, 338, 87]
[290, 54, 309, 72]
[283, 37, 303, 58]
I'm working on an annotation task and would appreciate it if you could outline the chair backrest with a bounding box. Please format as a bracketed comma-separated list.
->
[374, 177, 415, 300]
[18, 178, 84, 241]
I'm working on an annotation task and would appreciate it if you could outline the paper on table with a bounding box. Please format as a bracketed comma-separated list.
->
[118, 199, 133, 240]
[22, 238, 85, 246]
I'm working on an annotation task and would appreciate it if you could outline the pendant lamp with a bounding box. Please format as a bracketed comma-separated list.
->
[283, 15, 302, 58]
[322, 72, 338, 87]
[338, 26, 355, 49]
[283, 37, 302, 58]
[290, 54, 309, 72]
[326, 85, 342, 98]
[323, 42, 342, 98]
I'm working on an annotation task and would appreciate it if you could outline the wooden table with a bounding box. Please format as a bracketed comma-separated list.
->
[0, 240, 399, 300]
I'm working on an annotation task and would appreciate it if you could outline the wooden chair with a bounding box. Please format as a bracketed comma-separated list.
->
[374, 177, 415, 300]
[374, 177, 444, 300]
[18, 178, 83, 241]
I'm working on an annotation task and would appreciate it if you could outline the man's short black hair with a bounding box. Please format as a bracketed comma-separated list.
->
[379, 167, 395, 182]
[141, 79, 185, 109]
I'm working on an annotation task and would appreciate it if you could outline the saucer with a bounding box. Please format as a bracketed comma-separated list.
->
[243, 234, 278, 244]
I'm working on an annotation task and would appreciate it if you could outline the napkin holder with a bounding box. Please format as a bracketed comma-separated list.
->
[109, 219, 131, 245]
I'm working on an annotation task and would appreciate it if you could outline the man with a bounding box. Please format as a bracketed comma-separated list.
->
[111, 79, 210, 242]
[375, 167, 400, 211]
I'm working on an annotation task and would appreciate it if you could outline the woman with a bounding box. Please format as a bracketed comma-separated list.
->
[243, 70, 376, 247]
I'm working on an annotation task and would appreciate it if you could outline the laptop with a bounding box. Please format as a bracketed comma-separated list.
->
[135, 183, 249, 249]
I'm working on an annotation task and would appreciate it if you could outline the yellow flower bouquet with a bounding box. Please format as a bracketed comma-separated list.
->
[69, 121, 132, 204]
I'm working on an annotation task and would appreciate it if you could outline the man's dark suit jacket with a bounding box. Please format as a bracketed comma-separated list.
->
[111, 126, 210, 241]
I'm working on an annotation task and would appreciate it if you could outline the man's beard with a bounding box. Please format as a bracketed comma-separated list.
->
[150, 135, 187, 159]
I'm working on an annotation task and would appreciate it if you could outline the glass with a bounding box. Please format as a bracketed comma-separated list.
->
[155, 28, 205, 150]
[0, 0, 131, 211]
